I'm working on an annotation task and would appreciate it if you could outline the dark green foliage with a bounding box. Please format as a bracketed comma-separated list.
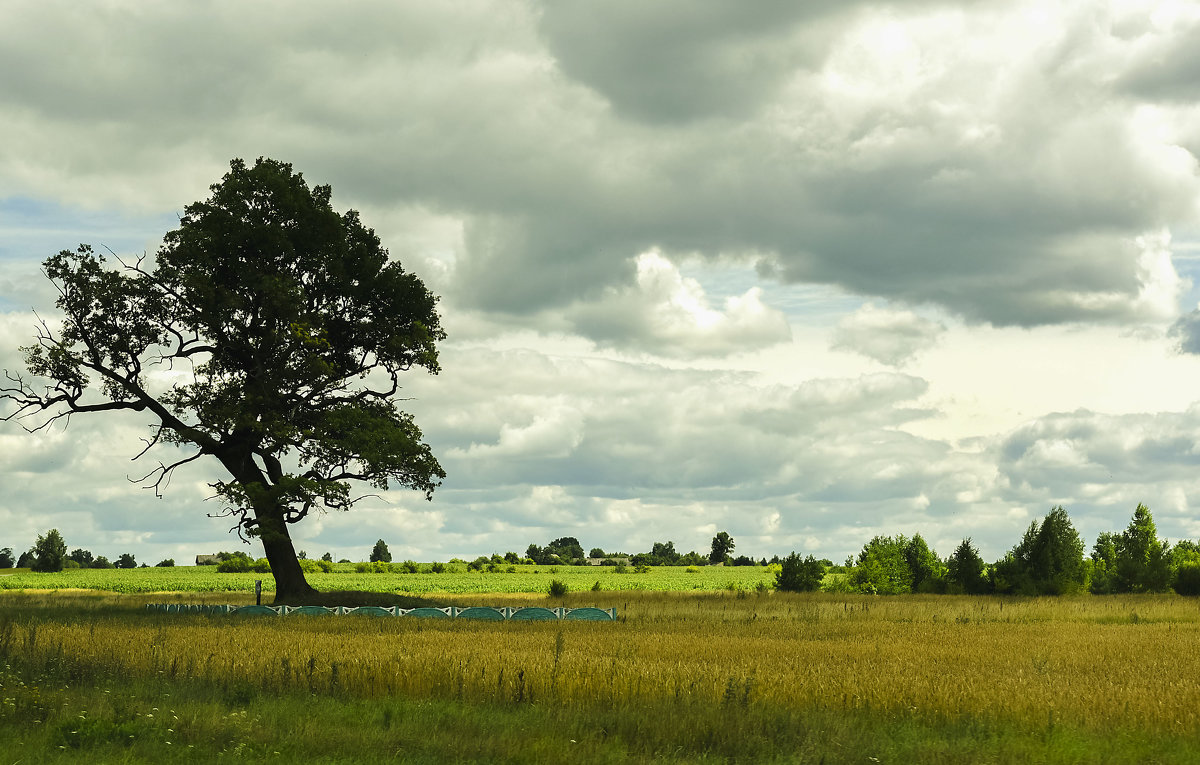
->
[321, 552, 333, 562]
[678, 551, 708, 566]
[32, 529, 67, 572]
[547, 537, 585, 563]
[1089, 532, 1120, 594]
[548, 579, 568, 597]
[370, 539, 391, 563]
[850, 535, 913, 594]
[1, 157, 446, 601]
[91, 556, 113, 569]
[995, 507, 1085, 595]
[155, 559, 175, 567]
[0, 548, 13, 568]
[15, 550, 34, 569]
[904, 534, 947, 593]
[730, 555, 757, 566]
[1174, 562, 1200, 596]
[216, 552, 253, 573]
[1114, 504, 1172, 593]
[774, 552, 824, 592]
[946, 538, 989, 594]
[114, 553, 137, 569]
[504, 551, 521, 564]
[709, 531, 735, 564]
[649, 541, 681, 566]
[67, 548, 94, 567]
[589, 547, 605, 559]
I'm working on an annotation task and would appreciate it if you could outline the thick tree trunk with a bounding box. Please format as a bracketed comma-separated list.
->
[255, 504, 316, 604]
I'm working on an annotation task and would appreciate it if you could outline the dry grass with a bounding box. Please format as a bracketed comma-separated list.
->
[4, 590, 1198, 737]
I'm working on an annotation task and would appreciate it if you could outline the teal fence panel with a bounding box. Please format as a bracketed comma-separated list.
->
[455, 606, 505, 621]
[234, 605, 280, 616]
[510, 607, 558, 621]
[564, 607, 615, 621]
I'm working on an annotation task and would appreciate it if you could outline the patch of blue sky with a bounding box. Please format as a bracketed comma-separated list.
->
[677, 258, 866, 327]
[0, 196, 178, 265]
[1171, 229, 1200, 311]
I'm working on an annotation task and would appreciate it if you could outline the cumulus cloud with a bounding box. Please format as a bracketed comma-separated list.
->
[6, 0, 1200, 566]
[832, 303, 944, 366]
[564, 251, 792, 356]
[0, 0, 1197, 329]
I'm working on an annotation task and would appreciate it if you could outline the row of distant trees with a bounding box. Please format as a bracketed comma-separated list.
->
[0, 530, 176, 571]
[518, 532, 745, 567]
[776, 504, 1200, 596]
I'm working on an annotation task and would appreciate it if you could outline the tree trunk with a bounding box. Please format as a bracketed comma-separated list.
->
[255, 504, 316, 604]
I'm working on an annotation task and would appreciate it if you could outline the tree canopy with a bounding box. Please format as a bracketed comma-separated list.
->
[709, 531, 734, 564]
[1, 158, 446, 601]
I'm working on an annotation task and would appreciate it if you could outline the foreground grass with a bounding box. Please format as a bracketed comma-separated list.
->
[2, 591, 1199, 763]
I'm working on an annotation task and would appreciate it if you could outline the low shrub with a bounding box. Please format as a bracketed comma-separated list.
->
[548, 579, 568, 597]
[1175, 562, 1200, 596]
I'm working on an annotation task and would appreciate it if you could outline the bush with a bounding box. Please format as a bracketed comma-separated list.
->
[1174, 562, 1200, 596]
[467, 556, 488, 572]
[251, 558, 272, 573]
[548, 579, 568, 597]
[398, 560, 419, 573]
[217, 554, 253, 573]
[429, 561, 446, 573]
[298, 558, 321, 573]
[155, 559, 175, 567]
[775, 552, 825, 592]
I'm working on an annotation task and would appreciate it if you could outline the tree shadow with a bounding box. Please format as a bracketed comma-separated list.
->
[276, 590, 466, 609]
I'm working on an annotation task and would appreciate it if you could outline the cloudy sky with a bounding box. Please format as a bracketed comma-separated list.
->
[3, 0, 1200, 566]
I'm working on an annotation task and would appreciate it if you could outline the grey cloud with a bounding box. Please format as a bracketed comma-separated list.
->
[1118, 18, 1200, 102]
[832, 304, 944, 366]
[2, 2, 1197, 333]
[535, 0, 840, 123]
[1169, 308, 1200, 354]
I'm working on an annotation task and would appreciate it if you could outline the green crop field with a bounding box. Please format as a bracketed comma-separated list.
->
[0, 563, 776, 595]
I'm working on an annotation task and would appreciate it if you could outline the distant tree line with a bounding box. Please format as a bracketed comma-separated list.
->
[0, 530, 175, 571]
[11, 506, 1198, 599]
[775, 504, 1200, 596]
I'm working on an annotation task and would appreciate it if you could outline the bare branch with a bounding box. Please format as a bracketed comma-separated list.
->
[129, 450, 206, 498]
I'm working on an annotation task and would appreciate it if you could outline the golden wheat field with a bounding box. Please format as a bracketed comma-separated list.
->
[5, 589, 1199, 739]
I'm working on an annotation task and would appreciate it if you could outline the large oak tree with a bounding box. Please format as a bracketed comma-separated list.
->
[1, 158, 446, 601]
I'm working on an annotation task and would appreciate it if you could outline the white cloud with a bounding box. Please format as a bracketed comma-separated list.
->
[832, 303, 944, 366]
[564, 251, 792, 356]
[4, 0, 1200, 568]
